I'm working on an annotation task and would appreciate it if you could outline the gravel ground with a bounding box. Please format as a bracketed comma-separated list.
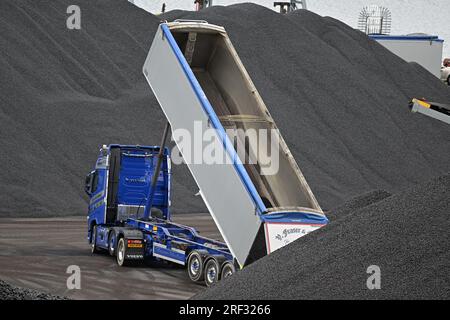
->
[195, 172, 450, 299]
[0, 280, 67, 300]
[1, 1, 449, 217]
[0, 214, 220, 300]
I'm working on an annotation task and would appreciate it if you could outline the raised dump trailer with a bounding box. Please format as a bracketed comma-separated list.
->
[143, 21, 328, 267]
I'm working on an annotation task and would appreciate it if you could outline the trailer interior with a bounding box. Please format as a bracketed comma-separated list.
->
[170, 25, 322, 214]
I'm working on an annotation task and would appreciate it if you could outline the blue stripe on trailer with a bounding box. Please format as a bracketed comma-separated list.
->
[153, 243, 185, 265]
[160, 23, 267, 216]
[261, 211, 329, 224]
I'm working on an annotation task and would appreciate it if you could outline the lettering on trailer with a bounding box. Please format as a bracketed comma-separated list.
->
[275, 227, 309, 240]
[264, 223, 323, 253]
[125, 177, 146, 184]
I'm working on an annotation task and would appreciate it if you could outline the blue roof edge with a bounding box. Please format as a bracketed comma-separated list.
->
[369, 34, 444, 43]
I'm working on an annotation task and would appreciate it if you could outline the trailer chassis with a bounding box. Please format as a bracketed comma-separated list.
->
[91, 216, 234, 286]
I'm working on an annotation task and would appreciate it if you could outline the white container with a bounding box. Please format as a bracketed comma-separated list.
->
[370, 34, 444, 78]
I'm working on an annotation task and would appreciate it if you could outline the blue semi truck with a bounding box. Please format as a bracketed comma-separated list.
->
[85, 143, 235, 286]
[86, 20, 328, 287]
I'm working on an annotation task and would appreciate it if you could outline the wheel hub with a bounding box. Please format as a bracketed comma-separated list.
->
[190, 258, 200, 275]
[110, 237, 115, 252]
[207, 266, 216, 283]
[118, 243, 124, 261]
[223, 269, 233, 278]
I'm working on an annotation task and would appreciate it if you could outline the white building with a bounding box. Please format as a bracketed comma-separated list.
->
[369, 34, 444, 78]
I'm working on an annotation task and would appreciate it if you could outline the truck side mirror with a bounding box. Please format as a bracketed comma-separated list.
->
[85, 171, 95, 195]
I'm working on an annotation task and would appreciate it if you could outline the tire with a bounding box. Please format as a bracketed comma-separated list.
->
[116, 237, 129, 266]
[187, 251, 205, 282]
[447, 75, 450, 86]
[91, 225, 100, 254]
[108, 231, 116, 256]
[204, 258, 220, 287]
[220, 261, 235, 280]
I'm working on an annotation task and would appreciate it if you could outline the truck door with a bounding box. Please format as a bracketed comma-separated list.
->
[86, 169, 107, 223]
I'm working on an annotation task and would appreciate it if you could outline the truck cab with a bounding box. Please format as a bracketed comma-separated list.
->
[85, 144, 170, 243]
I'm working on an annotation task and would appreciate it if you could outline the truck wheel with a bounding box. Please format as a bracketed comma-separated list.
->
[187, 251, 204, 282]
[221, 261, 235, 280]
[204, 259, 220, 287]
[116, 237, 129, 266]
[91, 225, 100, 254]
[108, 231, 116, 256]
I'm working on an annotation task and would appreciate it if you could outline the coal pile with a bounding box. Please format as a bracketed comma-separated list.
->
[195, 172, 450, 300]
[0, 280, 67, 300]
[1, 1, 449, 217]
[0, 0, 203, 216]
[325, 189, 391, 222]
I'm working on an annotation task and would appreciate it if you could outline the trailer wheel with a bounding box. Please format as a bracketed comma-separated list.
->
[108, 231, 116, 256]
[187, 251, 204, 282]
[204, 259, 220, 287]
[91, 225, 100, 254]
[116, 237, 129, 266]
[221, 261, 235, 280]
